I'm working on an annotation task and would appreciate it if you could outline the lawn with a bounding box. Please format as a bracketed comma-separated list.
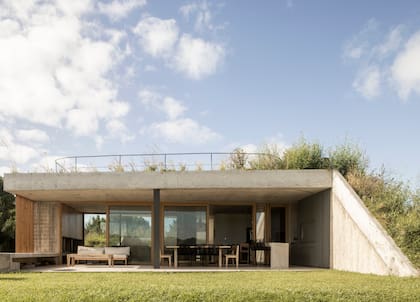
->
[0, 270, 419, 301]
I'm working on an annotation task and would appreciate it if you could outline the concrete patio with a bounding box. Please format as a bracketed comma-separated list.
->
[22, 264, 324, 273]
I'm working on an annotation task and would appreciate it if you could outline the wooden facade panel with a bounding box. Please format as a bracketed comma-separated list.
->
[15, 195, 34, 253]
[33, 202, 60, 253]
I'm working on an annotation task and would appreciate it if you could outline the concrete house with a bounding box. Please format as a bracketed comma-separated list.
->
[2, 157, 418, 276]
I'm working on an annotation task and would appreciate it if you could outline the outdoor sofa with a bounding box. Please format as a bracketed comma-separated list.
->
[67, 246, 130, 266]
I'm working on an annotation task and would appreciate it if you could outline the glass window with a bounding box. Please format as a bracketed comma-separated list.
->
[84, 214, 106, 247]
[164, 206, 206, 246]
[109, 206, 152, 263]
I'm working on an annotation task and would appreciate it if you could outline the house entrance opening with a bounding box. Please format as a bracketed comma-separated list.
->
[271, 207, 286, 243]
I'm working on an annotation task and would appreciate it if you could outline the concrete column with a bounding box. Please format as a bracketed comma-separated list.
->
[153, 189, 160, 268]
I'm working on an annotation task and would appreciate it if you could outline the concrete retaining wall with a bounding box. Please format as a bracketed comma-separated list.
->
[331, 171, 419, 277]
[0, 254, 20, 272]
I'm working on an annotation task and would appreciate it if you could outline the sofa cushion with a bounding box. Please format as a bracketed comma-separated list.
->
[77, 246, 104, 255]
[104, 247, 130, 256]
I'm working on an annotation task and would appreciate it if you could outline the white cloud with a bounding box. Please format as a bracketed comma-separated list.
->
[0, 166, 11, 176]
[344, 21, 420, 101]
[66, 109, 99, 136]
[162, 97, 187, 120]
[0, 19, 20, 38]
[125, 65, 136, 78]
[138, 88, 219, 144]
[346, 46, 364, 60]
[138, 88, 161, 106]
[391, 31, 420, 100]
[133, 16, 179, 57]
[173, 34, 225, 79]
[106, 119, 135, 143]
[344, 20, 403, 61]
[240, 144, 258, 154]
[0, 128, 40, 164]
[138, 89, 186, 119]
[31, 155, 61, 173]
[0, 0, 130, 139]
[95, 136, 104, 150]
[353, 66, 381, 99]
[180, 1, 213, 32]
[16, 129, 50, 143]
[98, 0, 147, 21]
[133, 14, 225, 79]
[148, 118, 220, 144]
[375, 25, 403, 57]
[343, 18, 378, 60]
[144, 64, 157, 72]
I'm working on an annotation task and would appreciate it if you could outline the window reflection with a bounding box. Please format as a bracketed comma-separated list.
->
[164, 206, 206, 246]
[109, 206, 151, 263]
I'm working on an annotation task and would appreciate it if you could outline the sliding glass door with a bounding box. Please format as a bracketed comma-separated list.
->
[164, 206, 207, 246]
[109, 206, 152, 263]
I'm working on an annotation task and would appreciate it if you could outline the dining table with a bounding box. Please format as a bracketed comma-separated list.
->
[165, 245, 232, 268]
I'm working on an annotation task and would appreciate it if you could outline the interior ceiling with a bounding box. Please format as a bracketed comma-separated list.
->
[15, 187, 329, 213]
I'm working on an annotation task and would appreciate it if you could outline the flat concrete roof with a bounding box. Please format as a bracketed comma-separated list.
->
[4, 170, 332, 212]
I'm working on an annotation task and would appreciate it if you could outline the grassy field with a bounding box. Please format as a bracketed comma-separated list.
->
[0, 270, 419, 301]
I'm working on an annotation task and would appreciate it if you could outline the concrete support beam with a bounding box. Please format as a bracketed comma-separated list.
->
[153, 189, 160, 269]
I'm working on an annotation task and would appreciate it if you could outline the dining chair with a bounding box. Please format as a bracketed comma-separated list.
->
[239, 243, 250, 264]
[160, 249, 172, 267]
[224, 245, 239, 268]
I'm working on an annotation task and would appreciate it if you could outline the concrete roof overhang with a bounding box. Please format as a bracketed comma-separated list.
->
[4, 170, 332, 212]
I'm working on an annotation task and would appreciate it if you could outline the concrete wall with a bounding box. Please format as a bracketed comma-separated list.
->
[214, 213, 251, 244]
[5, 170, 332, 191]
[291, 190, 330, 268]
[331, 171, 419, 277]
[33, 201, 60, 253]
[0, 254, 20, 272]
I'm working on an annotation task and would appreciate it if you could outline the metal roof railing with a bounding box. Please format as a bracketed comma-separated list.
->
[54, 152, 282, 173]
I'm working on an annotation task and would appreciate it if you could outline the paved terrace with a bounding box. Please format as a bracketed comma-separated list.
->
[23, 264, 325, 273]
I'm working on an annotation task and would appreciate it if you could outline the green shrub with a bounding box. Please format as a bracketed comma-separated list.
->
[248, 144, 283, 170]
[229, 148, 248, 169]
[84, 232, 106, 247]
[329, 141, 368, 176]
[283, 138, 327, 169]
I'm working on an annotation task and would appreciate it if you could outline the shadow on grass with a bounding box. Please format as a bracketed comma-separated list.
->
[0, 277, 26, 281]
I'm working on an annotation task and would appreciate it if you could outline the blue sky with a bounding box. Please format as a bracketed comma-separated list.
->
[1, 0, 420, 185]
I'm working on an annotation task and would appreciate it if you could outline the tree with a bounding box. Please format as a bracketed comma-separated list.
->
[84, 215, 106, 247]
[0, 176, 15, 251]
